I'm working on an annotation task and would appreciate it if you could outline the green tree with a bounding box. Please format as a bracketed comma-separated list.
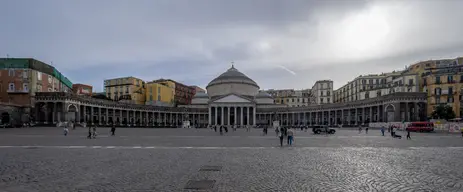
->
[431, 104, 456, 120]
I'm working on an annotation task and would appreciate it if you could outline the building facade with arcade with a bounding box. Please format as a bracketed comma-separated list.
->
[33, 65, 428, 127]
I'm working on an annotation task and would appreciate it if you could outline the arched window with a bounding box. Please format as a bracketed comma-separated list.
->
[8, 83, 15, 91]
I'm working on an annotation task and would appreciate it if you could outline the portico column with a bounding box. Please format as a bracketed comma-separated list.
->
[377, 106, 380, 122]
[347, 109, 351, 125]
[362, 107, 365, 125]
[215, 107, 218, 125]
[404, 103, 409, 122]
[246, 107, 249, 125]
[413, 102, 419, 121]
[221, 107, 224, 125]
[253, 107, 256, 126]
[369, 107, 372, 123]
[90, 107, 94, 125]
[208, 107, 212, 125]
[240, 107, 244, 126]
[119, 110, 122, 125]
[83, 106, 87, 123]
[227, 106, 231, 125]
[233, 107, 236, 125]
[126, 110, 129, 125]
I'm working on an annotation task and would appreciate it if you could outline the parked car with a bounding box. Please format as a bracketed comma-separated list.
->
[312, 125, 336, 134]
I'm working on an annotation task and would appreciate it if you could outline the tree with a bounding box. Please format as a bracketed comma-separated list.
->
[431, 104, 456, 120]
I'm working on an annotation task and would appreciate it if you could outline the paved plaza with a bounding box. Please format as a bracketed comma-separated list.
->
[1, 127, 463, 192]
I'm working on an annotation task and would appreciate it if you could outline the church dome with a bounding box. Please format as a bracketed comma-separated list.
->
[206, 65, 260, 98]
[206, 65, 259, 89]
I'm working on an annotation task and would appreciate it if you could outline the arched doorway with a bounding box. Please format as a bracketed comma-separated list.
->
[385, 104, 395, 122]
[67, 104, 78, 122]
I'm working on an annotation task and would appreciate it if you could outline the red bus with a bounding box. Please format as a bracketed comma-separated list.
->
[406, 122, 434, 132]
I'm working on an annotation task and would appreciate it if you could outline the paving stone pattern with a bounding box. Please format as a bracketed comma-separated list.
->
[0, 128, 463, 192]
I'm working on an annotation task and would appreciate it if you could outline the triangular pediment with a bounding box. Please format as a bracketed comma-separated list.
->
[212, 94, 253, 103]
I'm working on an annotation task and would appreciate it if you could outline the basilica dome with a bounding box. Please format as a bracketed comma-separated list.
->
[206, 65, 260, 98]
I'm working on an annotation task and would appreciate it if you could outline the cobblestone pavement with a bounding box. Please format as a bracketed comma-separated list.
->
[1, 128, 463, 192]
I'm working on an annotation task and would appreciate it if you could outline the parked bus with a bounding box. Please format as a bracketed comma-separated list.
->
[406, 122, 434, 132]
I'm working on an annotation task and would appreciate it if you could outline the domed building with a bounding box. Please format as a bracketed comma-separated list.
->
[187, 64, 282, 126]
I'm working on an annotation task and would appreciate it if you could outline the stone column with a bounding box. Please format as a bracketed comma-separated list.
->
[246, 107, 249, 125]
[215, 106, 218, 125]
[227, 107, 231, 125]
[413, 102, 419, 121]
[355, 108, 358, 125]
[341, 109, 344, 124]
[362, 107, 365, 125]
[309, 112, 312, 125]
[347, 109, 351, 125]
[90, 107, 94, 125]
[240, 107, 244, 126]
[208, 107, 212, 125]
[126, 110, 129, 125]
[369, 107, 372, 123]
[52, 102, 57, 123]
[404, 102, 409, 122]
[233, 107, 236, 125]
[334, 110, 337, 125]
[119, 110, 122, 125]
[83, 106, 87, 123]
[377, 106, 380, 122]
[253, 107, 256, 126]
[221, 107, 224, 125]
[315, 112, 318, 125]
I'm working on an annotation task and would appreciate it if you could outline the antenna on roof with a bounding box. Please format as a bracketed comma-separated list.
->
[231, 61, 234, 68]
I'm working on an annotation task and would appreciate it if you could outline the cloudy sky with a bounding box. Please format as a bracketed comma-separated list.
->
[1, 0, 463, 91]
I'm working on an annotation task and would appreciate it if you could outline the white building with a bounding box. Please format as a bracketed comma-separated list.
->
[334, 71, 420, 103]
[312, 80, 334, 104]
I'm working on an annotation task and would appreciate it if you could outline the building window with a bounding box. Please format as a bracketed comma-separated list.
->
[320, 98, 324, 103]
[157, 95, 161, 101]
[327, 98, 330, 103]
[365, 92, 370, 99]
[37, 84, 42, 92]
[8, 83, 15, 91]
[448, 75, 454, 83]
[149, 95, 153, 101]
[435, 87, 442, 95]
[321, 91, 324, 96]
[449, 87, 453, 95]
[48, 75, 52, 84]
[408, 79, 414, 85]
[320, 83, 324, 89]
[448, 96, 454, 103]
[8, 69, 14, 76]
[435, 96, 441, 104]
[369, 79, 373, 84]
[22, 70, 28, 78]
[37, 72, 42, 80]
[23, 83, 28, 92]
[125, 86, 129, 93]
[436, 76, 441, 84]
[327, 91, 330, 96]
[158, 87, 161, 93]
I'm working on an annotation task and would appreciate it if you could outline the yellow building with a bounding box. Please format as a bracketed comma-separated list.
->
[410, 57, 463, 118]
[145, 81, 175, 106]
[104, 76, 146, 105]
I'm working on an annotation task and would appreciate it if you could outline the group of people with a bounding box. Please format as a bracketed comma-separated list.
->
[60, 121, 117, 138]
[276, 127, 294, 146]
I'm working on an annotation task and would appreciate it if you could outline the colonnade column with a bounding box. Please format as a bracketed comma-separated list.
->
[221, 107, 224, 125]
[215, 107, 218, 125]
[241, 107, 244, 126]
[208, 107, 212, 125]
[369, 107, 372, 123]
[253, 107, 256, 126]
[377, 106, 380, 122]
[233, 107, 236, 125]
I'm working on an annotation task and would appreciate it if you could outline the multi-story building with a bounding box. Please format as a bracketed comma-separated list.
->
[0, 58, 72, 107]
[145, 81, 175, 106]
[334, 71, 419, 103]
[151, 79, 194, 105]
[104, 76, 145, 105]
[190, 85, 206, 93]
[411, 57, 463, 118]
[72, 84, 92, 96]
[312, 80, 333, 104]
[266, 89, 315, 107]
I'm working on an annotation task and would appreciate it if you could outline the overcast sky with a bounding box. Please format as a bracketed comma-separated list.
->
[1, 0, 463, 92]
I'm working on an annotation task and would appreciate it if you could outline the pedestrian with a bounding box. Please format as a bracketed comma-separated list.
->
[214, 125, 217, 132]
[406, 130, 411, 140]
[287, 127, 294, 146]
[219, 125, 223, 135]
[275, 127, 279, 136]
[381, 126, 385, 136]
[224, 125, 228, 133]
[391, 126, 394, 137]
[365, 127, 369, 134]
[87, 126, 92, 139]
[279, 127, 284, 147]
[72, 121, 76, 130]
[63, 126, 69, 136]
[358, 126, 362, 133]
[110, 123, 116, 136]
[92, 125, 97, 139]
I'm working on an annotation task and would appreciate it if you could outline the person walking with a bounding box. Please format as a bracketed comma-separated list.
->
[365, 127, 369, 134]
[72, 121, 76, 130]
[219, 125, 223, 135]
[381, 126, 385, 136]
[92, 125, 97, 139]
[63, 126, 69, 136]
[279, 127, 284, 147]
[406, 129, 411, 140]
[358, 126, 362, 133]
[287, 128, 294, 146]
[110, 123, 116, 136]
[87, 126, 92, 139]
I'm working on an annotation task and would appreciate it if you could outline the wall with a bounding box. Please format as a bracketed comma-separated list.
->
[207, 83, 258, 98]
[145, 82, 174, 104]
